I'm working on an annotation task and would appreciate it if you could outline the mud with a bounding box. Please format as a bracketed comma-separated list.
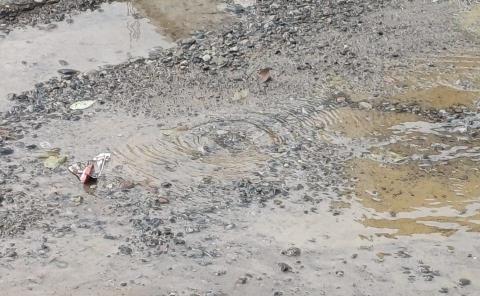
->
[1, 0, 480, 295]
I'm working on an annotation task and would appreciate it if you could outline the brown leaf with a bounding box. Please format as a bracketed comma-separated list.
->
[258, 68, 272, 83]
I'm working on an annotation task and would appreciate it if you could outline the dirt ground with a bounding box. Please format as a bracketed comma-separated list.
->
[1, 0, 480, 295]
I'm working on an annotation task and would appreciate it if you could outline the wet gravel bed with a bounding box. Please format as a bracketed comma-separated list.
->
[0, 0, 112, 30]
[1, 0, 480, 294]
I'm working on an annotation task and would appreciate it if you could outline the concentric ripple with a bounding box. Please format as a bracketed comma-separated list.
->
[113, 118, 287, 183]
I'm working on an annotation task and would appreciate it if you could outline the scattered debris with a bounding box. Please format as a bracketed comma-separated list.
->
[44, 155, 67, 169]
[69, 100, 96, 110]
[39, 148, 67, 169]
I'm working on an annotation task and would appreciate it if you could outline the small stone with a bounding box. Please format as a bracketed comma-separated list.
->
[459, 278, 471, 286]
[359, 102, 373, 110]
[202, 54, 212, 62]
[439, 287, 448, 293]
[57, 69, 79, 75]
[278, 262, 292, 272]
[224, 223, 236, 230]
[156, 197, 170, 204]
[237, 276, 248, 284]
[336, 270, 344, 277]
[281, 247, 301, 257]
[120, 282, 127, 287]
[161, 182, 172, 188]
[0, 147, 14, 155]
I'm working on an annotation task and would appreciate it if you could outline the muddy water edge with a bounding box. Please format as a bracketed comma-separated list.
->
[1, 0, 480, 295]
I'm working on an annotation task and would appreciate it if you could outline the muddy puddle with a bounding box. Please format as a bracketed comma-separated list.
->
[386, 54, 480, 109]
[0, 0, 233, 110]
[0, 2, 171, 109]
[328, 53, 480, 237]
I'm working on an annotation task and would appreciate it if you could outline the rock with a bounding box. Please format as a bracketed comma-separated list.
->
[459, 278, 471, 286]
[0, 147, 14, 155]
[439, 288, 448, 294]
[156, 197, 170, 204]
[202, 54, 212, 62]
[359, 102, 373, 110]
[278, 262, 292, 272]
[281, 247, 301, 257]
[161, 182, 172, 188]
[57, 69, 79, 75]
[224, 223, 236, 230]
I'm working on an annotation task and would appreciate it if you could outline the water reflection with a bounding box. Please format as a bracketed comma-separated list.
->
[131, 0, 228, 40]
[0, 2, 173, 109]
[327, 52, 480, 237]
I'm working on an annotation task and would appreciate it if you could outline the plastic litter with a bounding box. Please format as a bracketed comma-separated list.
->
[68, 153, 111, 184]
[69, 100, 96, 110]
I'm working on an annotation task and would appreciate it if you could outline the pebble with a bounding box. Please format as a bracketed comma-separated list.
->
[359, 102, 373, 110]
[237, 276, 248, 284]
[459, 278, 471, 287]
[281, 247, 301, 257]
[278, 262, 292, 272]
[202, 54, 212, 62]
[0, 147, 14, 156]
[439, 287, 448, 293]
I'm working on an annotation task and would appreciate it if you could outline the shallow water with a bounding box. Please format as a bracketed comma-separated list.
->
[132, 0, 228, 40]
[0, 2, 174, 109]
[0, 0, 231, 111]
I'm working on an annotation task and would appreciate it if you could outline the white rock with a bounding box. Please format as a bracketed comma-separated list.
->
[202, 54, 212, 62]
[359, 102, 373, 110]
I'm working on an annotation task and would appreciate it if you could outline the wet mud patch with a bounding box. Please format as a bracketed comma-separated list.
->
[395, 85, 480, 110]
[340, 104, 480, 237]
[459, 4, 480, 36]
[318, 107, 421, 139]
[350, 158, 480, 213]
[386, 54, 480, 110]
